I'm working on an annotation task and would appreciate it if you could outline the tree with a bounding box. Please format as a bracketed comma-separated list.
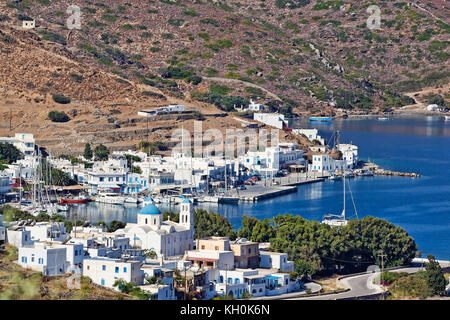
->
[83, 143, 93, 160]
[48, 110, 70, 122]
[94, 144, 110, 161]
[424, 254, 446, 295]
[108, 220, 126, 233]
[50, 169, 77, 186]
[113, 279, 151, 300]
[0, 143, 22, 164]
[194, 209, 237, 240]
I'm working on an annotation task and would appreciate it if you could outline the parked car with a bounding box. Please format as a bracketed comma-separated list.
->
[244, 180, 255, 185]
[239, 185, 247, 190]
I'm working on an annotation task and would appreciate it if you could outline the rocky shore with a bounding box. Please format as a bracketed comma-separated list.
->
[362, 161, 421, 178]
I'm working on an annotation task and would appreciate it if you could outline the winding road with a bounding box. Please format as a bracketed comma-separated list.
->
[284, 259, 450, 300]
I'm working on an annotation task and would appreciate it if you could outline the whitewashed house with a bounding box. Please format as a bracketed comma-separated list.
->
[24, 222, 68, 243]
[0, 175, 12, 198]
[22, 19, 35, 29]
[17, 243, 68, 276]
[87, 156, 128, 194]
[259, 251, 294, 272]
[293, 128, 325, 145]
[6, 228, 33, 247]
[337, 144, 358, 167]
[83, 257, 144, 289]
[0, 133, 35, 156]
[0, 215, 5, 243]
[253, 113, 288, 129]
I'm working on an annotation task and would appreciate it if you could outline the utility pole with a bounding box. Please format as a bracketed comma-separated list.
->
[378, 251, 387, 297]
[9, 108, 12, 132]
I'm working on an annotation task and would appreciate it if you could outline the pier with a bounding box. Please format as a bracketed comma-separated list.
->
[226, 173, 326, 202]
[361, 161, 421, 178]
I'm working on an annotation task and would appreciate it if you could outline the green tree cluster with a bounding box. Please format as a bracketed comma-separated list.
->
[0, 143, 22, 164]
[94, 144, 110, 161]
[194, 208, 237, 240]
[237, 214, 417, 277]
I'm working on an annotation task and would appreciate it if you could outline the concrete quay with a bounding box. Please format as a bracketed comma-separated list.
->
[227, 173, 327, 202]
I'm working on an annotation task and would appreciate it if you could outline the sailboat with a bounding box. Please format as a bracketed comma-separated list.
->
[322, 175, 349, 227]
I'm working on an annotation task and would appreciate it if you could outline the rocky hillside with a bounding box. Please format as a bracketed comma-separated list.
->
[0, 0, 448, 154]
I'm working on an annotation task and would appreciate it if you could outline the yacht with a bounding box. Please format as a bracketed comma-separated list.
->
[322, 176, 349, 227]
[123, 196, 138, 204]
[94, 192, 124, 205]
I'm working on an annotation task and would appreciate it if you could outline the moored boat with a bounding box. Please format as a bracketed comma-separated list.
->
[309, 116, 333, 122]
[60, 194, 89, 204]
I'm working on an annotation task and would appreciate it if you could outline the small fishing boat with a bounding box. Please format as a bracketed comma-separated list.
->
[378, 117, 389, 121]
[60, 194, 89, 204]
[445, 115, 450, 121]
[328, 174, 341, 181]
[57, 204, 69, 211]
[94, 193, 124, 205]
[309, 116, 333, 122]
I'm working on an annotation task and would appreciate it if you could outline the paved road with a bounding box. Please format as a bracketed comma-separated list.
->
[284, 260, 450, 300]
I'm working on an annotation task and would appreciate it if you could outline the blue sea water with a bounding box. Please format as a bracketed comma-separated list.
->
[70, 116, 450, 259]
[201, 115, 450, 259]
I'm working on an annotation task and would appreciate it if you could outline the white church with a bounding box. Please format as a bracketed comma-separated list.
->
[115, 199, 195, 258]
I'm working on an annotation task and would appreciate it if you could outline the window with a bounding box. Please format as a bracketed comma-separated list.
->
[215, 246, 219, 251]
[101, 279, 105, 286]
[115, 267, 119, 273]
[123, 267, 127, 273]
[102, 265, 106, 271]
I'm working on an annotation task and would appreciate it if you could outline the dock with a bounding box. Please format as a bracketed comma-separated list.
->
[226, 173, 327, 202]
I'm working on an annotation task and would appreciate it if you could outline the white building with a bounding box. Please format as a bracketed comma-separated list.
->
[337, 144, 358, 167]
[17, 242, 68, 276]
[293, 128, 325, 145]
[185, 249, 235, 271]
[259, 251, 294, 272]
[138, 105, 185, 117]
[309, 154, 352, 174]
[24, 221, 68, 243]
[426, 104, 438, 111]
[0, 175, 12, 197]
[240, 143, 304, 175]
[253, 113, 288, 130]
[87, 156, 128, 194]
[115, 199, 194, 257]
[22, 19, 35, 29]
[0, 133, 35, 156]
[0, 215, 5, 243]
[83, 257, 144, 289]
[6, 228, 33, 247]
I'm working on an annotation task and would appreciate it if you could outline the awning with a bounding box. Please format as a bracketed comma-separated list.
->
[186, 257, 218, 262]
[97, 184, 121, 189]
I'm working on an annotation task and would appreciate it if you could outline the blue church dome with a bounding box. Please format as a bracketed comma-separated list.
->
[140, 203, 161, 215]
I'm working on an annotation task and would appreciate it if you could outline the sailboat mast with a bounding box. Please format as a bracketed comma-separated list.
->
[342, 175, 346, 219]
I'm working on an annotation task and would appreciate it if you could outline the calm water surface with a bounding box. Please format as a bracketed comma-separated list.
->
[69, 115, 450, 259]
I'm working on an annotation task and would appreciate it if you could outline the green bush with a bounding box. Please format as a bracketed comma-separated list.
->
[48, 110, 70, 122]
[52, 94, 71, 104]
